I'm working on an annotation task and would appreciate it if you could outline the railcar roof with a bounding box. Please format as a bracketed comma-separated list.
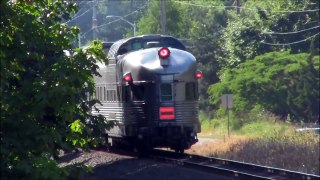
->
[107, 34, 186, 59]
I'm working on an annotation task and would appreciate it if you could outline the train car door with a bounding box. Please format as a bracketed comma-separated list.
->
[159, 75, 176, 121]
[160, 75, 175, 102]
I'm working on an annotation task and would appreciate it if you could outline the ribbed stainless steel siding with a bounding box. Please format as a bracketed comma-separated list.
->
[91, 102, 121, 119]
[92, 101, 147, 125]
[93, 101, 198, 123]
[122, 101, 147, 125]
[175, 101, 199, 123]
[153, 101, 199, 124]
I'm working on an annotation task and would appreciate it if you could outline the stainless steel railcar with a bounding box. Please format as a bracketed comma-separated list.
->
[92, 34, 202, 153]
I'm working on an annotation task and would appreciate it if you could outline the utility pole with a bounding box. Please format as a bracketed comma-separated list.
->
[160, 0, 166, 34]
[78, 34, 81, 47]
[236, 0, 241, 14]
[131, 0, 134, 37]
[92, 0, 97, 39]
[77, 3, 81, 47]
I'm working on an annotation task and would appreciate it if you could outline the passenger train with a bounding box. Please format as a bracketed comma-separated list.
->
[92, 34, 202, 153]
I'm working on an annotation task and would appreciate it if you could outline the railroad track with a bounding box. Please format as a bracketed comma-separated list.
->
[151, 149, 320, 180]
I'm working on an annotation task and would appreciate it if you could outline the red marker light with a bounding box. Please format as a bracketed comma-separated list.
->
[160, 107, 175, 120]
[195, 71, 203, 79]
[158, 47, 170, 59]
[123, 73, 132, 82]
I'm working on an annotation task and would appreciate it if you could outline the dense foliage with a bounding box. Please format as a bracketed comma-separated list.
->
[222, 0, 319, 67]
[209, 0, 319, 122]
[208, 51, 319, 122]
[1, 0, 112, 179]
[136, 0, 184, 36]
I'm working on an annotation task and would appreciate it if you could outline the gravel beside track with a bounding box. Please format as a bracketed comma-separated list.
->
[58, 149, 234, 180]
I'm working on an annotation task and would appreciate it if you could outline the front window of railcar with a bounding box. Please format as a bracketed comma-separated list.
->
[160, 83, 172, 101]
[132, 41, 142, 50]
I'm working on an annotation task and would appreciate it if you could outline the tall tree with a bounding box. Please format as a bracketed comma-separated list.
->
[221, 0, 319, 67]
[137, 0, 184, 36]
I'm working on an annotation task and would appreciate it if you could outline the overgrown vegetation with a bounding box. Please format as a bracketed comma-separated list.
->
[1, 1, 113, 179]
[208, 52, 319, 122]
[199, 108, 293, 138]
[191, 111, 319, 175]
[188, 133, 320, 175]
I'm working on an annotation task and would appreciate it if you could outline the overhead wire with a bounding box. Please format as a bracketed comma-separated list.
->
[174, 1, 319, 46]
[76, 0, 319, 45]
[262, 25, 320, 35]
[260, 32, 319, 46]
[70, 1, 91, 18]
[80, 0, 150, 39]
[173, 1, 320, 13]
[64, 7, 92, 24]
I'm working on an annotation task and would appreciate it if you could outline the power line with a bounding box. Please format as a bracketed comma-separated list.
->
[64, 7, 92, 24]
[96, 0, 149, 29]
[93, 2, 148, 30]
[121, 0, 150, 19]
[80, 0, 149, 39]
[174, 1, 320, 13]
[160, 0, 166, 34]
[80, 28, 93, 39]
[260, 32, 319, 46]
[73, 1, 91, 15]
[262, 25, 320, 35]
[72, 7, 87, 18]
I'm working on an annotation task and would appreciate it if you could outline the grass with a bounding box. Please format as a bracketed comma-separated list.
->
[190, 111, 320, 175]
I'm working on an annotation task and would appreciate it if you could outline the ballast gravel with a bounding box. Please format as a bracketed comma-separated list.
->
[58, 149, 233, 180]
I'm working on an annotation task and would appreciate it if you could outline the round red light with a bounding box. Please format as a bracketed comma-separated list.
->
[196, 71, 203, 79]
[123, 73, 132, 82]
[158, 47, 170, 59]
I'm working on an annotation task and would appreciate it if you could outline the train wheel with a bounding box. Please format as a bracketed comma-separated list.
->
[103, 134, 111, 152]
[136, 137, 153, 157]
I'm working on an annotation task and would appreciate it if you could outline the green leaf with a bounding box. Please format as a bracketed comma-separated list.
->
[70, 119, 83, 134]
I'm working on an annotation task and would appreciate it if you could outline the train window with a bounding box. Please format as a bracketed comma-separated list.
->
[95, 88, 98, 100]
[106, 90, 115, 102]
[118, 47, 128, 55]
[100, 87, 103, 101]
[96, 87, 100, 100]
[107, 88, 113, 101]
[112, 90, 117, 101]
[186, 83, 197, 100]
[160, 83, 172, 101]
[106, 90, 109, 101]
[98, 87, 101, 101]
[110, 90, 113, 101]
[132, 42, 142, 50]
[146, 41, 160, 48]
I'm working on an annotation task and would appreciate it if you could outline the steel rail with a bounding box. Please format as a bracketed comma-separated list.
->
[151, 149, 320, 180]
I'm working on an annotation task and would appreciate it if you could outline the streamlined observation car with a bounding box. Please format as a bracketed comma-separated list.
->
[92, 34, 202, 153]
